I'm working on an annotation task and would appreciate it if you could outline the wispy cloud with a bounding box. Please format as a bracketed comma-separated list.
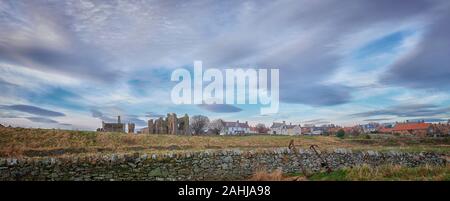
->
[1, 0, 450, 129]
[0, 104, 65, 117]
[351, 104, 450, 118]
[25, 117, 59, 124]
[198, 104, 242, 113]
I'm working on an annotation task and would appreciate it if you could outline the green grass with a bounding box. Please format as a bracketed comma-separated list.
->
[305, 165, 450, 181]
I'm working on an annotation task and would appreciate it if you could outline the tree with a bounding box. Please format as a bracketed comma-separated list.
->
[208, 119, 224, 135]
[190, 115, 210, 135]
[256, 123, 267, 134]
[336, 129, 345, 139]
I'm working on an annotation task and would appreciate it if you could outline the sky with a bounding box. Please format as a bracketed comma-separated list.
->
[1, 0, 450, 130]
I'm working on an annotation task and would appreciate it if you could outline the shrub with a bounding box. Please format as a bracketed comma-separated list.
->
[336, 129, 345, 139]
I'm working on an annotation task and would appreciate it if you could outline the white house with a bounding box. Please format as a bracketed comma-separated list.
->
[286, 123, 302, 135]
[220, 120, 250, 135]
[270, 121, 288, 135]
[270, 122, 301, 135]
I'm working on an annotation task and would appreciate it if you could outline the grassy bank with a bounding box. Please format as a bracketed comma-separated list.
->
[308, 164, 450, 181]
[1, 127, 449, 157]
[251, 164, 450, 181]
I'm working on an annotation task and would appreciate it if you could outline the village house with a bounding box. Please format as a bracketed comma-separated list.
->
[391, 122, 434, 137]
[249, 126, 258, 134]
[269, 121, 288, 135]
[301, 124, 330, 135]
[286, 123, 302, 135]
[302, 124, 332, 135]
[220, 120, 250, 135]
[360, 123, 379, 133]
[249, 125, 270, 134]
[268, 122, 301, 135]
[328, 126, 358, 136]
[310, 127, 324, 135]
[432, 123, 450, 137]
[301, 125, 313, 135]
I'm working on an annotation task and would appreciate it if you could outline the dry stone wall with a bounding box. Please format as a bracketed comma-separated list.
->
[0, 148, 446, 181]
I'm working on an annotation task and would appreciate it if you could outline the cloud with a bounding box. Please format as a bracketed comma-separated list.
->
[302, 119, 331, 125]
[280, 84, 352, 106]
[25, 117, 59, 124]
[351, 104, 450, 118]
[407, 118, 449, 123]
[1, 0, 450, 129]
[145, 112, 165, 118]
[363, 118, 392, 122]
[25, 117, 72, 127]
[0, 1, 120, 83]
[381, 10, 450, 90]
[90, 109, 116, 122]
[198, 104, 242, 113]
[125, 116, 147, 127]
[90, 109, 147, 126]
[0, 104, 65, 117]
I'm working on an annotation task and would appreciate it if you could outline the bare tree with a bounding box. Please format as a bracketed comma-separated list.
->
[256, 123, 267, 134]
[190, 115, 210, 135]
[208, 119, 225, 135]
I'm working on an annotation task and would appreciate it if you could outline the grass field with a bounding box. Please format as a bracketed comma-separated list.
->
[1, 127, 449, 157]
[250, 164, 450, 181]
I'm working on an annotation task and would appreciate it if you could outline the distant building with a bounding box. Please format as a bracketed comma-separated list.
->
[286, 123, 302, 135]
[432, 123, 450, 137]
[391, 122, 434, 137]
[301, 126, 313, 135]
[127, 123, 135, 133]
[360, 123, 379, 133]
[248, 125, 270, 134]
[220, 120, 249, 135]
[249, 126, 258, 134]
[378, 126, 394, 134]
[268, 122, 299, 135]
[99, 116, 125, 133]
[270, 121, 288, 135]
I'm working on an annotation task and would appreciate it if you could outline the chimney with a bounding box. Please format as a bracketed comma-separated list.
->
[245, 121, 248, 125]
[118, 116, 121, 124]
[290, 122, 292, 126]
[283, 121, 286, 125]
[237, 120, 239, 123]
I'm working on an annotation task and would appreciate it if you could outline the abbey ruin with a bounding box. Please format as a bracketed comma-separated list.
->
[99, 113, 189, 135]
[146, 113, 190, 135]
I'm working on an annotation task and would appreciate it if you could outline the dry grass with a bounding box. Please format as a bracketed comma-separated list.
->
[248, 169, 284, 181]
[344, 164, 450, 181]
[0, 127, 449, 157]
[249, 164, 450, 181]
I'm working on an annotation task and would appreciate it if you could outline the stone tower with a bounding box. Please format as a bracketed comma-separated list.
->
[127, 123, 135, 133]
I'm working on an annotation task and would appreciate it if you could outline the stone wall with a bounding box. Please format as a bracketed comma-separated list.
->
[0, 148, 446, 181]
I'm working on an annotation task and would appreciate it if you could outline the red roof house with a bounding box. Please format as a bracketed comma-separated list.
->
[391, 122, 433, 137]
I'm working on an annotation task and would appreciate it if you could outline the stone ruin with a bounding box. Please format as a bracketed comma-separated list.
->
[127, 123, 135, 134]
[147, 113, 190, 134]
[99, 116, 125, 133]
